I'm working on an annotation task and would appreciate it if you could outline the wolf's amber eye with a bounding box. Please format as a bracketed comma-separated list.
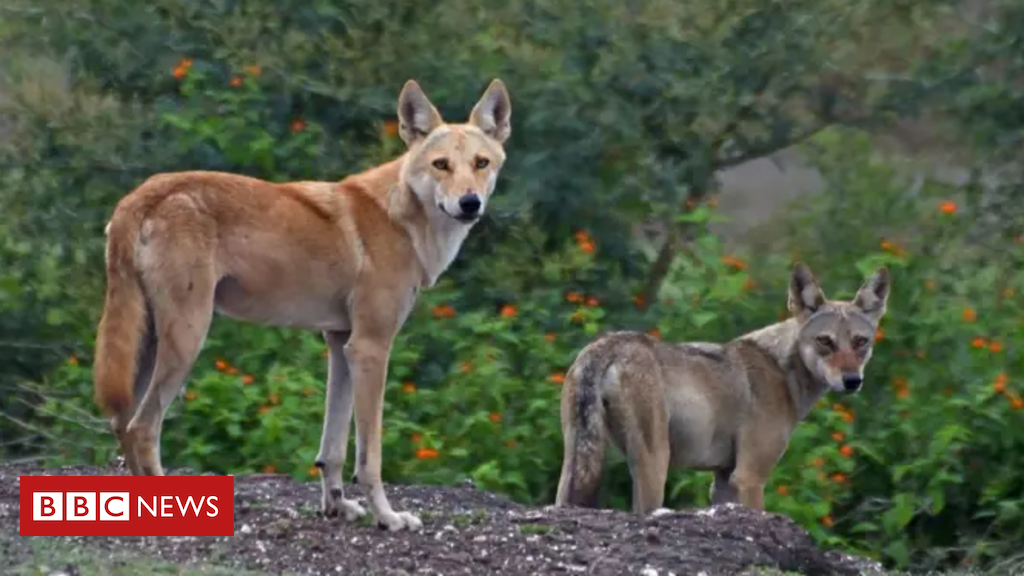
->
[432, 158, 449, 171]
[852, 335, 870, 348]
[474, 157, 490, 170]
[815, 335, 835, 350]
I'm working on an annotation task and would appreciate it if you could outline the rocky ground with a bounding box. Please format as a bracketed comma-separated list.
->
[1, 461, 886, 576]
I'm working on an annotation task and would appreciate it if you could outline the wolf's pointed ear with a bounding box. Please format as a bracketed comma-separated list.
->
[397, 79, 444, 146]
[469, 79, 511, 143]
[854, 267, 890, 323]
[788, 262, 826, 316]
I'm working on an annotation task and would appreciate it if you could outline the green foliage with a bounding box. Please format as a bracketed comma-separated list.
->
[2, 0, 1024, 574]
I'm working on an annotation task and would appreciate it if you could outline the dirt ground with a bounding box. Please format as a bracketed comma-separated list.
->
[1, 461, 886, 576]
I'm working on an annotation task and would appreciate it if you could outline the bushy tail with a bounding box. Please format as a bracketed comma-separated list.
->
[93, 209, 156, 422]
[554, 356, 611, 508]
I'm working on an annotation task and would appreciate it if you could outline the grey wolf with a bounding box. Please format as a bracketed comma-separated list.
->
[553, 262, 890, 514]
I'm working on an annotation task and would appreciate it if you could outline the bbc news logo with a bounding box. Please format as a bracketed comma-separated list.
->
[20, 475, 234, 536]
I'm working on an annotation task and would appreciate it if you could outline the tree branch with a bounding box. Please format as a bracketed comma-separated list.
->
[712, 121, 831, 171]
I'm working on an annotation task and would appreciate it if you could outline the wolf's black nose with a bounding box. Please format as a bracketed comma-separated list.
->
[842, 374, 863, 391]
[459, 193, 481, 215]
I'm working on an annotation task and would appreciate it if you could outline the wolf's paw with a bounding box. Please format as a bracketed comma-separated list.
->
[322, 489, 367, 522]
[375, 510, 423, 532]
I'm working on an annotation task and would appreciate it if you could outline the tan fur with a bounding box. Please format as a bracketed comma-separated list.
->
[92, 79, 512, 531]
[554, 263, 890, 514]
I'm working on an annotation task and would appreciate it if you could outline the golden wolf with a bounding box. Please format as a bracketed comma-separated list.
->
[554, 262, 890, 514]
[92, 78, 512, 531]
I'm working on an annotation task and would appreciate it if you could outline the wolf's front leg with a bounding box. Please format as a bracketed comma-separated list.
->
[710, 468, 739, 504]
[346, 335, 423, 532]
[315, 330, 367, 522]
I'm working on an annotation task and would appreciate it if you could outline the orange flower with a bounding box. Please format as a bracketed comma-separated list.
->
[632, 294, 646, 309]
[880, 239, 892, 251]
[544, 332, 556, 342]
[460, 361, 472, 374]
[1012, 396, 1024, 410]
[566, 292, 583, 303]
[489, 412, 502, 423]
[840, 411, 855, 423]
[506, 440, 516, 448]
[892, 377, 907, 388]
[383, 119, 399, 137]
[840, 445, 854, 458]
[832, 431, 844, 442]
[290, 118, 306, 133]
[309, 466, 320, 477]
[811, 457, 825, 468]
[549, 372, 566, 385]
[821, 515, 834, 527]
[989, 340, 1003, 353]
[500, 304, 518, 318]
[585, 297, 599, 307]
[172, 57, 193, 79]
[230, 76, 243, 87]
[241, 374, 255, 385]
[259, 405, 271, 415]
[648, 327, 662, 339]
[776, 485, 789, 496]
[185, 391, 198, 401]
[579, 240, 595, 253]
[263, 464, 276, 474]
[742, 276, 757, 292]
[67, 355, 78, 366]
[939, 200, 957, 214]
[433, 304, 456, 318]
[721, 255, 746, 270]
[831, 473, 848, 484]
[244, 64, 262, 76]
[226, 366, 239, 376]
[411, 433, 422, 443]
[995, 373, 1008, 389]
[897, 387, 910, 399]
[268, 393, 280, 405]
[963, 307, 977, 323]
[875, 328, 884, 342]
[574, 230, 591, 244]
[215, 359, 228, 371]
[971, 337, 986, 349]
[402, 382, 417, 394]
[416, 448, 439, 460]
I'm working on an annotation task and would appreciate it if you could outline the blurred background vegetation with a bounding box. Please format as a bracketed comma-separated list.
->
[1, 0, 1023, 572]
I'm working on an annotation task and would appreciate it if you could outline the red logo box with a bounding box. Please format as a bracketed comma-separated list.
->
[20, 475, 234, 536]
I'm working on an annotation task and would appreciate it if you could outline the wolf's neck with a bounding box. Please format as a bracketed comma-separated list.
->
[387, 181, 472, 288]
[739, 318, 828, 420]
